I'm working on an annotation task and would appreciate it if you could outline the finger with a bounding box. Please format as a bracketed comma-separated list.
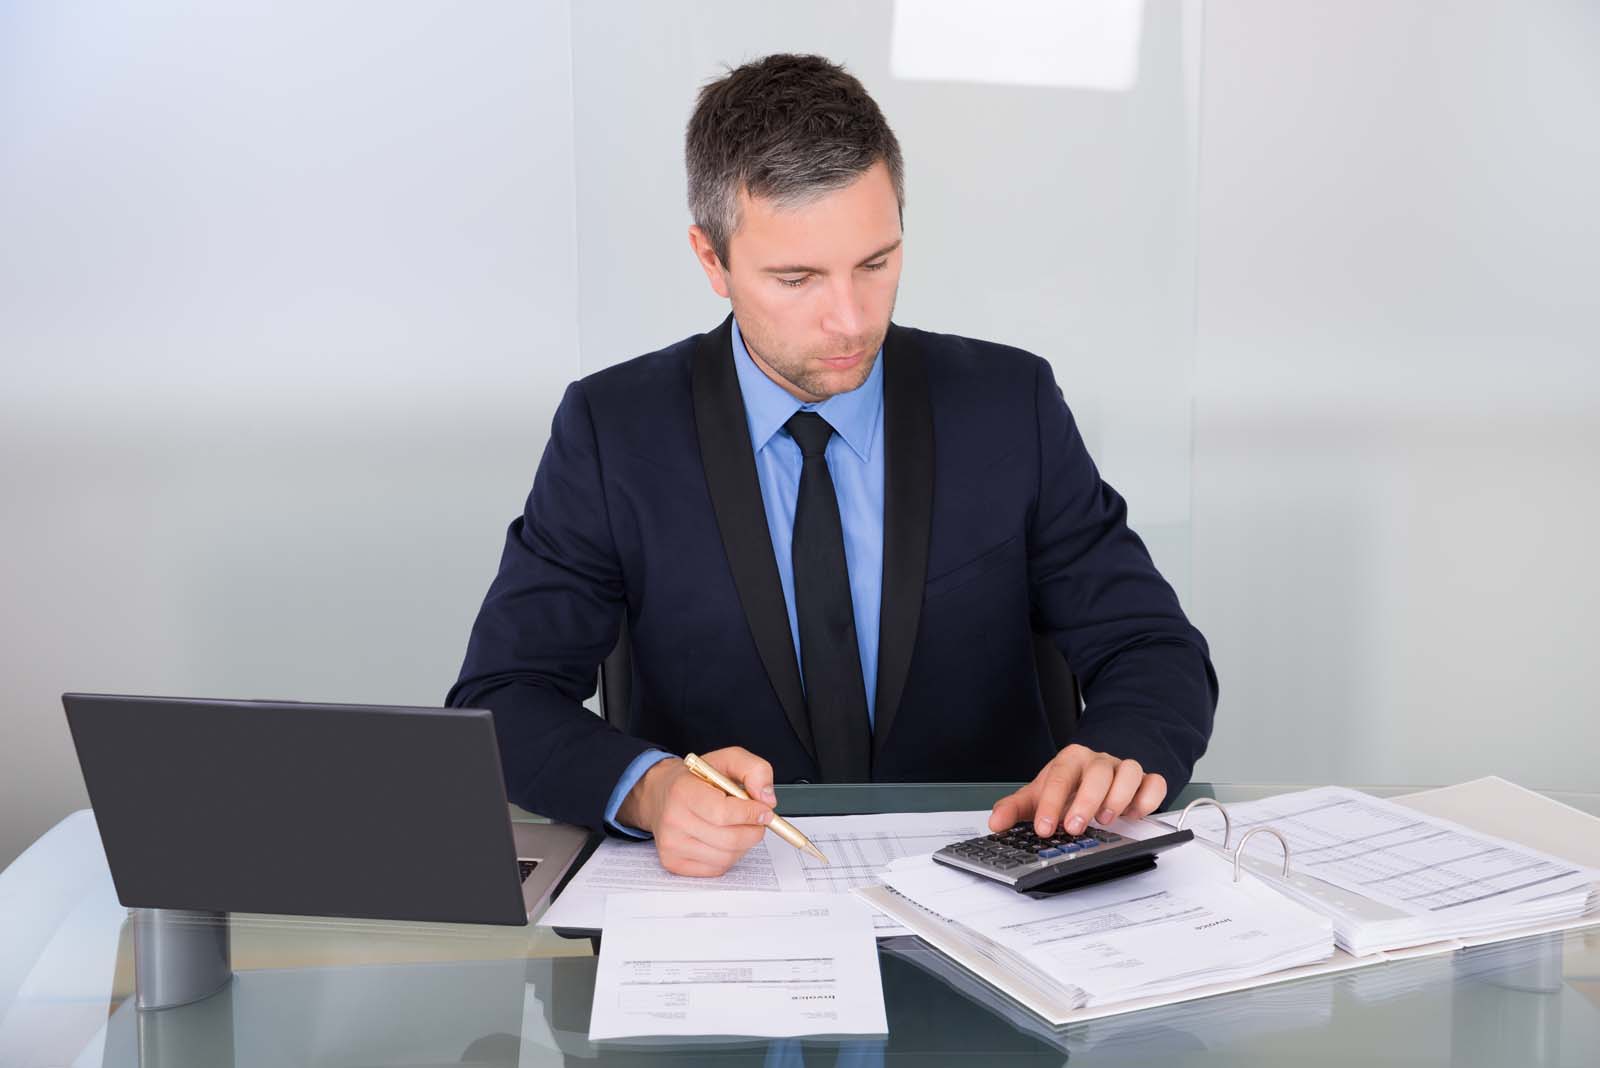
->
[1097, 760, 1145, 825]
[1032, 757, 1085, 836]
[705, 746, 778, 806]
[658, 809, 760, 864]
[686, 787, 774, 831]
[988, 782, 1038, 831]
[1125, 774, 1169, 820]
[674, 792, 771, 853]
[1064, 759, 1116, 835]
[685, 814, 769, 855]
[657, 836, 741, 877]
[659, 856, 726, 877]
[737, 756, 778, 808]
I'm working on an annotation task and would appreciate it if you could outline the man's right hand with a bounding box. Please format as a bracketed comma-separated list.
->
[614, 747, 777, 876]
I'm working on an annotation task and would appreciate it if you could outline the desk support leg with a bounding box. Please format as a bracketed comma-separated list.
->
[133, 908, 233, 1011]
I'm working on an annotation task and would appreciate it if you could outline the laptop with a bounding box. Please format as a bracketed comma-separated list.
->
[62, 693, 590, 926]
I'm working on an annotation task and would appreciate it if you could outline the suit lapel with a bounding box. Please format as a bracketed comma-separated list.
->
[873, 323, 934, 757]
[691, 316, 816, 761]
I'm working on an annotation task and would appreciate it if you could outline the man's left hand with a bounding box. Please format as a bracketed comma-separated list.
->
[988, 745, 1167, 837]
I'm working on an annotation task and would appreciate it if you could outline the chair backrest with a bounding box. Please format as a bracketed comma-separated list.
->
[598, 616, 633, 729]
[598, 621, 1081, 750]
[1031, 632, 1082, 750]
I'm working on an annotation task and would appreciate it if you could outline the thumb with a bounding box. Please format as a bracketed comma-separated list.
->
[706, 746, 778, 806]
[988, 784, 1037, 832]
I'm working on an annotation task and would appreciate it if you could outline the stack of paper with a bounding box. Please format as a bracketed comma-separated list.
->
[860, 842, 1334, 1021]
[540, 810, 995, 935]
[1163, 786, 1600, 956]
[878, 934, 1337, 1054]
[587, 891, 887, 1041]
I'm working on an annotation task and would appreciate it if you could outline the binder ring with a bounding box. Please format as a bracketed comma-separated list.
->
[1232, 827, 1291, 883]
[1175, 797, 1231, 848]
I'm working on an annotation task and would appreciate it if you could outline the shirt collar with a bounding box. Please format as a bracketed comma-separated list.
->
[731, 316, 883, 463]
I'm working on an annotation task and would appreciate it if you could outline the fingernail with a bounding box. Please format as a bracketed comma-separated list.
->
[761, 788, 777, 804]
[1099, 809, 1115, 824]
[1067, 816, 1085, 834]
[759, 809, 773, 824]
[1037, 817, 1054, 834]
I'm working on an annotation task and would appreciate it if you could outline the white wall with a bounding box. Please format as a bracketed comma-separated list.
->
[2, 1, 1596, 868]
[0, 0, 581, 866]
[1188, 0, 1600, 792]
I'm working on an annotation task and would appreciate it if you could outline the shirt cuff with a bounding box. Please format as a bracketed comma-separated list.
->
[603, 749, 675, 838]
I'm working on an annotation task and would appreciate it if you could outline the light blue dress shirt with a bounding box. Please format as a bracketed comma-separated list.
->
[602, 317, 887, 834]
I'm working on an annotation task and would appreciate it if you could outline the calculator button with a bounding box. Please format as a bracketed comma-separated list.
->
[1038, 848, 1063, 858]
[1077, 838, 1100, 850]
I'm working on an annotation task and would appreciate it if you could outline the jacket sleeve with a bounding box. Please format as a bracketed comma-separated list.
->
[1025, 358, 1218, 799]
[446, 380, 656, 830]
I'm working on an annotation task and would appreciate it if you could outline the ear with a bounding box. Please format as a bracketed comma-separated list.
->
[687, 225, 731, 299]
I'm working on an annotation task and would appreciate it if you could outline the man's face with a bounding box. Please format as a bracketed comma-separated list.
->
[690, 161, 903, 403]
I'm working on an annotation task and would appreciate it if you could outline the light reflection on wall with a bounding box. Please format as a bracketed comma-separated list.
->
[890, 0, 1144, 91]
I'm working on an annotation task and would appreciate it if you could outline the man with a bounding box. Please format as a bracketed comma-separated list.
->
[449, 54, 1217, 877]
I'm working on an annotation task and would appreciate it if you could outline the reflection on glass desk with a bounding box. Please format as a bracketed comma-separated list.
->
[1, 783, 1597, 1066]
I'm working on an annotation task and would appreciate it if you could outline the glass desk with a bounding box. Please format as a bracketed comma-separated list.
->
[1, 783, 1596, 1066]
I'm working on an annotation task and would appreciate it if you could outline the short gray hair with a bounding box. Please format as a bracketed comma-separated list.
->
[686, 54, 904, 266]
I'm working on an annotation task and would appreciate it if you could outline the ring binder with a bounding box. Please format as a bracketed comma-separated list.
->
[865, 778, 1600, 1028]
[1233, 827, 1291, 883]
[1169, 798, 1292, 883]
[1176, 797, 1232, 848]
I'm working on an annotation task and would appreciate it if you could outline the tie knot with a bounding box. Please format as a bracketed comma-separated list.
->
[785, 411, 836, 458]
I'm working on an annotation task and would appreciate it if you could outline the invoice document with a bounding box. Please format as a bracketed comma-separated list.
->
[540, 810, 992, 934]
[1164, 786, 1600, 954]
[587, 891, 888, 1040]
[1164, 783, 1600, 952]
[868, 842, 1333, 1012]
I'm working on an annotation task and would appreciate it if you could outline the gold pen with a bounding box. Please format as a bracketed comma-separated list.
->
[683, 753, 830, 865]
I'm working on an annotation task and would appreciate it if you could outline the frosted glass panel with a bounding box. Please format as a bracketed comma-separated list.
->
[1189, 0, 1600, 792]
[4, 0, 1595, 876]
[0, 0, 581, 867]
[568, 0, 1201, 597]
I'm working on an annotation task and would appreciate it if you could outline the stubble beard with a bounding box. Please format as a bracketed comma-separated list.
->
[777, 344, 880, 400]
[737, 302, 895, 402]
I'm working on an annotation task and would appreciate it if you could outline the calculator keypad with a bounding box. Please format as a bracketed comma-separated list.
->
[937, 823, 1129, 881]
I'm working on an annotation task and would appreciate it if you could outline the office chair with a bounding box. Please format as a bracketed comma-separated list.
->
[596, 619, 1083, 756]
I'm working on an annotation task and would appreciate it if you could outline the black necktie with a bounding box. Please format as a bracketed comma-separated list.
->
[785, 411, 872, 782]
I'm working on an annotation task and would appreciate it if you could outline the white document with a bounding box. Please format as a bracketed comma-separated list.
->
[540, 810, 991, 934]
[538, 837, 783, 931]
[855, 780, 1600, 1028]
[587, 891, 888, 1040]
[1395, 775, 1600, 870]
[1163, 785, 1600, 955]
[768, 810, 994, 933]
[867, 842, 1333, 1014]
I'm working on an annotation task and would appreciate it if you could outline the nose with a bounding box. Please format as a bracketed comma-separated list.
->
[818, 276, 865, 340]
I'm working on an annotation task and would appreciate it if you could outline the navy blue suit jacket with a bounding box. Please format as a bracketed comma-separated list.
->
[448, 316, 1217, 830]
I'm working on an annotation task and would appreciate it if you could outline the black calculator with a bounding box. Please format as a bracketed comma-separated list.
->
[933, 821, 1194, 895]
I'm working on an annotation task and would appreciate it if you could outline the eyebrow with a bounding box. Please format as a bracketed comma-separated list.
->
[762, 239, 903, 276]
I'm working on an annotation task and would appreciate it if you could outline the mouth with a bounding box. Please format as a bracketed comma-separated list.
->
[818, 350, 865, 371]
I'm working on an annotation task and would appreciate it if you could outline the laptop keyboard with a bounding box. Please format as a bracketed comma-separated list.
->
[518, 858, 539, 883]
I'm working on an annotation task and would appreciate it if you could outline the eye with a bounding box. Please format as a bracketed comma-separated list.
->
[777, 275, 809, 289]
[861, 260, 888, 272]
